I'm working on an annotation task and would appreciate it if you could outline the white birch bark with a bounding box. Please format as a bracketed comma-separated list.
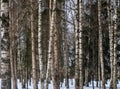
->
[75, 0, 79, 89]
[52, 9, 59, 89]
[16, 3, 21, 81]
[79, 0, 83, 89]
[107, 0, 114, 88]
[98, 0, 105, 89]
[49, 0, 52, 83]
[113, 0, 117, 89]
[38, 0, 44, 89]
[46, 0, 56, 89]
[0, 0, 11, 89]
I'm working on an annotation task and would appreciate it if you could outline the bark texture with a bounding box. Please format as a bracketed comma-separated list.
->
[79, 0, 83, 89]
[113, 1, 117, 89]
[46, 0, 56, 89]
[98, 0, 106, 89]
[30, 0, 37, 89]
[75, 0, 79, 89]
[38, 0, 44, 89]
[0, 0, 11, 89]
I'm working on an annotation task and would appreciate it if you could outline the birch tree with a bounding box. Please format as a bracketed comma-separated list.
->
[109, 0, 118, 89]
[9, 0, 18, 89]
[61, 1, 68, 88]
[0, 0, 11, 89]
[30, 0, 37, 89]
[107, 0, 114, 88]
[53, 8, 59, 89]
[38, 0, 44, 89]
[75, 0, 80, 89]
[46, 0, 56, 88]
[98, 0, 106, 89]
[113, 0, 118, 89]
[78, 0, 83, 89]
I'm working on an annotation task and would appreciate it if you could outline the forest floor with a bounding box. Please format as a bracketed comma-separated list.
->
[0, 79, 120, 89]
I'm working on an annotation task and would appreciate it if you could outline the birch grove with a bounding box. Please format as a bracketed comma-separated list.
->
[0, 0, 120, 89]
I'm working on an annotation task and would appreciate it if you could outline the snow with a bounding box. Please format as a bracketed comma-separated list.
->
[0, 79, 120, 89]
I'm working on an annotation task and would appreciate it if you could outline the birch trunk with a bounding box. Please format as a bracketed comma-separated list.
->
[98, 0, 106, 89]
[38, 0, 44, 89]
[9, 0, 17, 89]
[75, 0, 79, 89]
[98, 55, 101, 89]
[61, 1, 68, 88]
[107, 0, 114, 88]
[79, 0, 83, 89]
[0, 0, 11, 89]
[46, 0, 56, 89]
[49, 0, 52, 84]
[16, 2, 21, 81]
[30, 0, 37, 89]
[17, 38, 21, 79]
[52, 9, 59, 89]
[113, 1, 117, 89]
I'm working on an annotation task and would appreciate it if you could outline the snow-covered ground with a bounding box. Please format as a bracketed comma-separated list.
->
[0, 79, 120, 89]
